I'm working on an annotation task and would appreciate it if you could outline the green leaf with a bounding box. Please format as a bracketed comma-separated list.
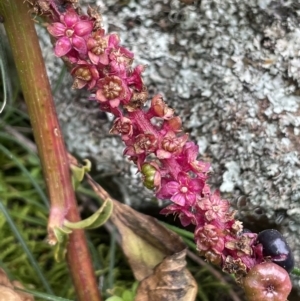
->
[70, 159, 91, 189]
[53, 226, 71, 263]
[122, 290, 133, 301]
[16, 287, 73, 301]
[64, 198, 113, 230]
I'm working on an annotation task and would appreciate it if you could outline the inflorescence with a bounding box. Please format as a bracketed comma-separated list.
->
[39, 1, 293, 298]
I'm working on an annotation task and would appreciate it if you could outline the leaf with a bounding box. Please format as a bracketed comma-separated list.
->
[85, 174, 197, 300]
[70, 159, 91, 189]
[64, 197, 113, 230]
[135, 250, 197, 301]
[52, 226, 72, 262]
[15, 288, 73, 301]
[122, 290, 133, 301]
[110, 201, 197, 301]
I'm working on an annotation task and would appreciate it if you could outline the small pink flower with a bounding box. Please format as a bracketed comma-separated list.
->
[197, 191, 230, 222]
[133, 133, 158, 155]
[156, 173, 204, 206]
[71, 60, 99, 89]
[149, 95, 175, 120]
[109, 46, 134, 76]
[87, 30, 118, 65]
[110, 116, 133, 140]
[161, 132, 188, 154]
[178, 142, 210, 175]
[47, 9, 93, 57]
[195, 224, 225, 254]
[126, 65, 145, 91]
[96, 75, 131, 108]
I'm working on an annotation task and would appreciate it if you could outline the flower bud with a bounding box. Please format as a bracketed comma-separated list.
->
[141, 163, 161, 189]
[150, 95, 174, 119]
[164, 117, 182, 132]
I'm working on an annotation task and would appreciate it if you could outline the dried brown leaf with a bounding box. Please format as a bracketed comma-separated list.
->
[110, 200, 187, 280]
[135, 250, 197, 301]
[0, 269, 34, 301]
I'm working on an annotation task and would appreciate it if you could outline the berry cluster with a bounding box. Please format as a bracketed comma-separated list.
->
[43, 2, 294, 299]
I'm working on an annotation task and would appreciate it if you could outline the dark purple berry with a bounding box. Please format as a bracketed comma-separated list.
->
[257, 229, 294, 273]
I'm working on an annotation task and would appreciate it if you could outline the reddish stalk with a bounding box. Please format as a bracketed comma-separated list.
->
[0, 1, 102, 300]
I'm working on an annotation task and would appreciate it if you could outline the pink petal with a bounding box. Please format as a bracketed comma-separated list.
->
[186, 142, 199, 161]
[98, 53, 109, 65]
[190, 178, 203, 192]
[96, 90, 107, 103]
[109, 98, 121, 108]
[74, 21, 93, 36]
[88, 51, 100, 65]
[156, 180, 173, 199]
[179, 214, 192, 227]
[185, 192, 196, 206]
[198, 198, 210, 211]
[47, 23, 66, 37]
[156, 149, 171, 159]
[177, 173, 188, 184]
[72, 36, 87, 54]
[63, 11, 79, 27]
[108, 33, 120, 47]
[88, 79, 96, 90]
[205, 210, 216, 221]
[171, 193, 186, 206]
[165, 181, 180, 195]
[54, 37, 72, 57]
[213, 238, 225, 253]
[90, 67, 99, 79]
[74, 79, 87, 89]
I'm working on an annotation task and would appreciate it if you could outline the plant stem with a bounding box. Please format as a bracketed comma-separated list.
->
[0, 1, 102, 300]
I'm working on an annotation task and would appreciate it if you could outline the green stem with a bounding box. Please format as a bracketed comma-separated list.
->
[0, 1, 102, 300]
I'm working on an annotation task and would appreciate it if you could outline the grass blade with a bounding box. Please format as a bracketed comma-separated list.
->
[0, 144, 49, 208]
[0, 199, 53, 294]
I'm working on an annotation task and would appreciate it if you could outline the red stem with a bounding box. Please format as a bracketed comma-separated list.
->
[0, 1, 102, 300]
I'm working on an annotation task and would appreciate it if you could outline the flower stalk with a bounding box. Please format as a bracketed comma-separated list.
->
[0, 1, 102, 300]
